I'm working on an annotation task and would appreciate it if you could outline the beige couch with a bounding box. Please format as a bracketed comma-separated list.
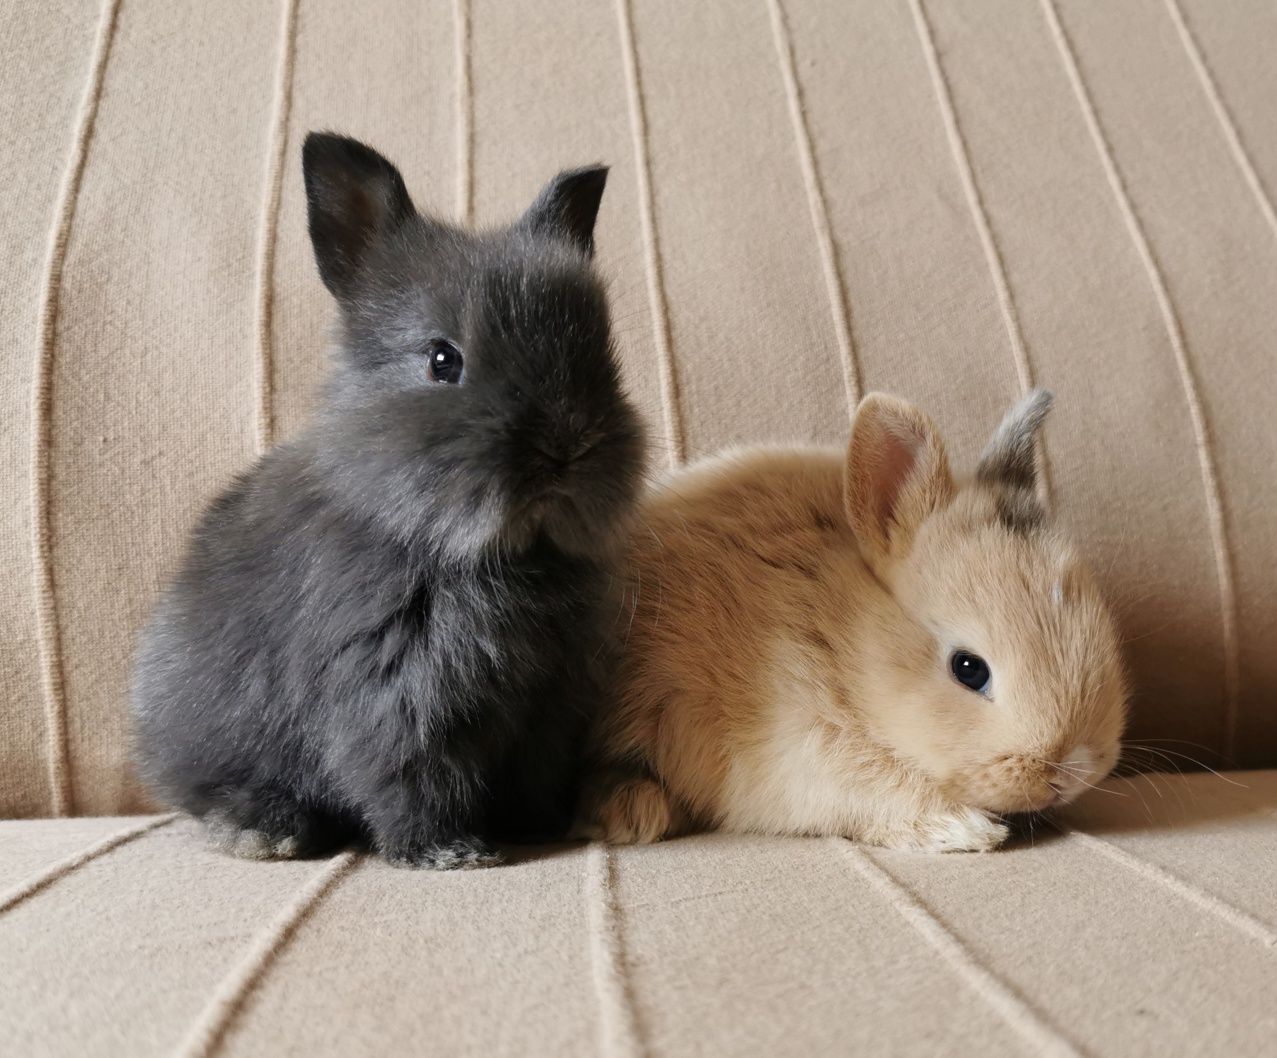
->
[2, 0, 1274, 1054]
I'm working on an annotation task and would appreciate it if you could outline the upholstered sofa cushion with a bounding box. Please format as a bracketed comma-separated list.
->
[3, 0, 1277, 819]
[1, 771, 1274, 1057]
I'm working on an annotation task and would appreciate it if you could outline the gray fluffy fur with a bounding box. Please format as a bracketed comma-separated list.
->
[976, 389, 1053, 531]
[131, 133, 645, 869]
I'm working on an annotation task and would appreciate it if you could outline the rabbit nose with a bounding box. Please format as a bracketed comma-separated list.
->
[536, 436, 595, 467]
[1048, 744, 1096, 804]
[533, 407, 591, 458]
[530, 431, 592, 468]
[550, 411, 599, 463]
[568, 431, 602, 460]
[531, 441, 572, 468]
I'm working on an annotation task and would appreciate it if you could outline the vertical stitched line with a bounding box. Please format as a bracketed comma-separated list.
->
[910, 0, 1053, 506]
[0, 814, 177, 914]
[910, 0, 1035, 398]
[453, 0, 473, 225]
[834, 840, 1082, 1057]
[1164, 0, 1277, 241]
[585, 842, 644, 1058]
[1060, 827, 1277, 948]
[253, 0, 301, 454]
[615, 0, 686, 467]
[1041, 0, 1240, 759]
[175, 851, 360, 1058]
[765, 0, 861, 412]
[30, 0, 123, 818]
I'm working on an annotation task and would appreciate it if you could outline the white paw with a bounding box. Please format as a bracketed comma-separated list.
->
[206, 824, 303, 861]
[383, 839, 503, 871]
[867, 807, 1009, 853]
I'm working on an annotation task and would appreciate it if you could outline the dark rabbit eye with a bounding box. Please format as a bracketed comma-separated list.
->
[950, 651, 991, 695]
[427, 340, 464, 384]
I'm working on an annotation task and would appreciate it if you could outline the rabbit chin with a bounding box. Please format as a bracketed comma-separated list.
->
[484, 492, 623, 561]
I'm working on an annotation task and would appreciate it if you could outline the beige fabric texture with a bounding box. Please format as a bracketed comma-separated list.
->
[2, 0, 1276, 818]
[0, 771, 1273, 1057]
[3, 8, 1274, 1055]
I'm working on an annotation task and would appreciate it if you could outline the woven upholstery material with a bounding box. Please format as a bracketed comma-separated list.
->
[2, 8, 1273, 1052]
[1, 0, 1275, 816]
[0, 772, 1274, 1056]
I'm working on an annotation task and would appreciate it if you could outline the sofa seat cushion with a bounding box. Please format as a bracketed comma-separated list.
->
[1, 771, 1274, 1057]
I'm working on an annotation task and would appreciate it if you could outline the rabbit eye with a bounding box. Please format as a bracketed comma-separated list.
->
[949, 651, 991, 695]
[427, 340, 464, 384]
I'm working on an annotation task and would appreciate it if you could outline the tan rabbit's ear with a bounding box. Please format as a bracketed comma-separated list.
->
[845, 394, 954, 566]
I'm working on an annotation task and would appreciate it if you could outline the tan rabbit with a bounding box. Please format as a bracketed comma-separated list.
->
[580, 391, 1128, 852]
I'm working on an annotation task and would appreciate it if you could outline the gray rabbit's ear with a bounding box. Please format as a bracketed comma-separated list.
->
[303, 132, 415, 300]
[976, 389, 1053, 530]
[518, 165, 608, 256]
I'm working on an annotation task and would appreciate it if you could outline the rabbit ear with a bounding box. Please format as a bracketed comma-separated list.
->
[976, 389, 1053, 530]
[845, 394, 954, 566]
[303, 132, 415, 300]
[518, 165, 608, 255]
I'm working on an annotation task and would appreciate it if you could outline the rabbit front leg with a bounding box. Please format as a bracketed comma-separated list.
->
[841, 761, 1009, 853]
[359, 759, 501, 870]
[575, 761, 691, 844]
[332, 676, 503, 869]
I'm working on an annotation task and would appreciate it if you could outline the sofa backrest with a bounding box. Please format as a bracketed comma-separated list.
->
[3, 0, 1275, 817]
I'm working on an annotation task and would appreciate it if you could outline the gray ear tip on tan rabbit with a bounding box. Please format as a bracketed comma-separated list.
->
[977, 388, 1054, 486]
[581, 388, 1128, 854]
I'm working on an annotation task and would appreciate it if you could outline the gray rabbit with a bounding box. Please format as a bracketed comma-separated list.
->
[132, 133, 645, 869]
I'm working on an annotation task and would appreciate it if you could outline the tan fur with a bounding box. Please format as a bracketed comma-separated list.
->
[582, 393, 1128, 852]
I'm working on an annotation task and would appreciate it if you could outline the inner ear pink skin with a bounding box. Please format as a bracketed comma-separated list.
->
[868, 425, 921, 538]
[845, 394, 956, 569]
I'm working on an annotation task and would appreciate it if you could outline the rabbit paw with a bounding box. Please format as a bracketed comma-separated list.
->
[865, 807, 1009, 853]
[577, 776, 682, 844]
[205, 813, 304, 861]
[383, 838, 503, 871]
